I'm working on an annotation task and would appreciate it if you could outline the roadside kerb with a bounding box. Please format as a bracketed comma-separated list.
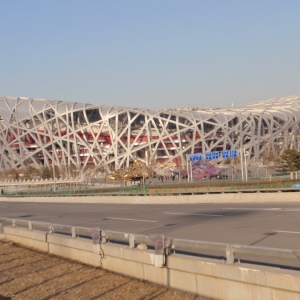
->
[1, 190, 300, 204]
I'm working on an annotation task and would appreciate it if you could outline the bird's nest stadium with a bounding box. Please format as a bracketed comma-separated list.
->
[0, 96, 299, 174]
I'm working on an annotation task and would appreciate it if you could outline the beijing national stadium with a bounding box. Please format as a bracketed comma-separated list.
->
[0, 96, 299, 174]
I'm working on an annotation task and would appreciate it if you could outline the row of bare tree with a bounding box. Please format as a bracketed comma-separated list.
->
[0, 149, 299, 181]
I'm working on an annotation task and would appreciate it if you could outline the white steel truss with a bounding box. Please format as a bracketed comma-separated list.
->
[0, 96, 299, 172]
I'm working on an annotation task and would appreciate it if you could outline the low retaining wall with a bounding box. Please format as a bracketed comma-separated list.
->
[1, 227, 300, 299]
[0, 191, 300, 204]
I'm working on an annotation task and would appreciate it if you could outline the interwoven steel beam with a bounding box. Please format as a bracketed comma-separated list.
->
[0, 96, 299, 173]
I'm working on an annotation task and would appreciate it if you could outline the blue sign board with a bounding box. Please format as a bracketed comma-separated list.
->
[195, 154, 202, 161]
[205, 152, 212, 160]
[222, 150, 230, 159]
[293, 184, 300, 189]
[189, 155, 195, 161]
[230, 149, 237, 158]
[190, 149, 237, 161]
[190, 154, 202, 161]
[212, 151, 219, 159]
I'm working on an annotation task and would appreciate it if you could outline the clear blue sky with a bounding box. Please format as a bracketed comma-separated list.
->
[1, 1, 300, 109]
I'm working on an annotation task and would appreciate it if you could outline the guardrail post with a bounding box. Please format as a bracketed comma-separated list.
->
[293, 250, 300, 260]
[129, 235, 135, 249]
[164, 239, 171, 256]
[151, 234, 165, 268]
[28, 222, 33, 231]
[89, 227, 101, 254]
[49, 224, 54, 234]
[0, 220, 3, 233]
[12, 220, 16, 228]
[71, 227, 76, 238]
[101, 231, 107, 244]
[226, 246, 234, 264]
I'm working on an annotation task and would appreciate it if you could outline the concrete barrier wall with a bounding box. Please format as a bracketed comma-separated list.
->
[0, 191, 300, 204]
[2, 227, 300, 299]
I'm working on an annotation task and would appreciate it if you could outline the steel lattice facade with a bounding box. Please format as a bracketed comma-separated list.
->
[0, 96, 299, 172]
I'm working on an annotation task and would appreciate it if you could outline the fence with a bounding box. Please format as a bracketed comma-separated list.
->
[1, 186, 300, 198]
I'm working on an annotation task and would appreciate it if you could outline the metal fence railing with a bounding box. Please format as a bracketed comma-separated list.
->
[0, 174, 297, 196]
[0, 187, 300, 198]
[1, 217, 299, 268]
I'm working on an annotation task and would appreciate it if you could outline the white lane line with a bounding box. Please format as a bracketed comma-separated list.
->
[106, 217, 157, 223]
[163, 212, 223, 217]
[274, 230, 300, 234]
[223, 208, 282, 211]
[223, 208, 300, 212]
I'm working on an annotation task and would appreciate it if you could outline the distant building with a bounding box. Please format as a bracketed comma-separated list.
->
[0, 96, 299, 173]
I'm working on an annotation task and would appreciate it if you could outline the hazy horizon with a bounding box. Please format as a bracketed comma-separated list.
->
[1, 1, 300, 110]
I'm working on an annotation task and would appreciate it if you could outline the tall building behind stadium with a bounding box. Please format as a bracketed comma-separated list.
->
[0, 96, 299, 173]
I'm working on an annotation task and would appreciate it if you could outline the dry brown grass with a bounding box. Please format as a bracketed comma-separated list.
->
[0, 241, 207, 300]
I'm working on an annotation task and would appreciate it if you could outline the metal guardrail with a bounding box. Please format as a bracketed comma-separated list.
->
[168, 238, 299, 263]
[1, 217, 300, 267]
[1, 187, 300, 198]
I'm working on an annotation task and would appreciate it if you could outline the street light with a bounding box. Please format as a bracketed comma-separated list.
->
[186, 153, 190, 182]
[50, 113, 56, 192]
[242, 135, 258, 181]
[244, 148, 248, 181]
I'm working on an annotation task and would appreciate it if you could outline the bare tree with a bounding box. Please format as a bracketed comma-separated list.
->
[262, 149, 278, 175]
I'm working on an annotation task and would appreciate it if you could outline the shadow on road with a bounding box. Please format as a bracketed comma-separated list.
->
[249, 232, 277, 246]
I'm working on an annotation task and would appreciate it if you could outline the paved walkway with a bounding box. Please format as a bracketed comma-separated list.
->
[0, 241, 204, 300]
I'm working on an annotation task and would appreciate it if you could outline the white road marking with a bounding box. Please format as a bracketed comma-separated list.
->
[223, 208, 281, 211]
[223, 208, 300, 212]
[163, 212, 222, 217]
[106, 217, 157, 223]
[274, 230, 300, 234]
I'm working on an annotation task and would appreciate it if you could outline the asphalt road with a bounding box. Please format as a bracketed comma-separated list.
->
[1, 201, 300, 251]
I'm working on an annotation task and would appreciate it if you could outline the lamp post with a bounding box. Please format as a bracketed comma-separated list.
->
[178, 156, 181, 182]
[240, 148, 244, 181]
[186, 153, 190, 182]
[142, 172, 145, 189]
[244, 148, 248, 181]
[190, 155, 193, 183]
[50, 113, 56, 192]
